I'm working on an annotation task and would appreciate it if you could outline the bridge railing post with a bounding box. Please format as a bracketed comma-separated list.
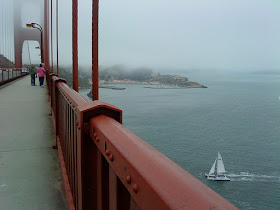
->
[50, 80, 88, 209]
[45, 72, 66, 138]
[75, 101, 122, 209]
[46, 71, 51, 97]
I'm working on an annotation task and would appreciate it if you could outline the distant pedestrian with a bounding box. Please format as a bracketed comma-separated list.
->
[36, 64, 46, 87]
[29, 64, 37, 86]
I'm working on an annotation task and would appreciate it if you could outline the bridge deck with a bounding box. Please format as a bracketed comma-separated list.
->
[0, 77, 68, 209]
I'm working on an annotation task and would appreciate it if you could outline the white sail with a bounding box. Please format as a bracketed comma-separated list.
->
[217, 151, 226, 174]
[209, 159, 217, 174]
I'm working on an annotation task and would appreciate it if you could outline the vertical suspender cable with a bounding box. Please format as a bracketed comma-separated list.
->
[2, 0, 4, 67]
[56, 0, 59, 76]
[8, 0, 11, 67]
[0, 0, 2, 68]
[51, 0, 53, 72]
[7, 0, 9, 66]
[6, 0, 9, 67]
[27, 41, 32, 67]
[1, 0, 3, 68]
[92, 0, 99, 100]
[11, 0, 14, 66]
[2, 0, 5, 67]
[72, 0, 78, 91]
[6, 0, 8, 67]
[5, 0, 8, 66]
[9, 1, 11, 67]
[4, 0, 6, 67]
[10, 0, 12, 66]
[44, 0, 50, 69]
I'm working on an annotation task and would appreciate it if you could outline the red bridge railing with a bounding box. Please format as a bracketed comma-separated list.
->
[0, 68, 28, 86]
[46, 71, 237, 210]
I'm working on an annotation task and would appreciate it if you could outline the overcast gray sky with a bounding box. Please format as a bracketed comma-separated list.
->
[98, 0, 280, 71]
[9, 0, 280, 71]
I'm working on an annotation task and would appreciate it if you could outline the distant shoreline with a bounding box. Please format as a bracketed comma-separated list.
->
[99, 80, 207, 88]
[80, 80, 207, 90]
[86, 80, 207, 97]
[57, 66, 208, 89]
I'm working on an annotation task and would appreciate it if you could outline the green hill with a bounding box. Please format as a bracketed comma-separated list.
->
[0, 54, 15, 68]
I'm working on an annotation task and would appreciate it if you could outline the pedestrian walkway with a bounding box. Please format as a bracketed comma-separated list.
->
[0, 76, 68, 209]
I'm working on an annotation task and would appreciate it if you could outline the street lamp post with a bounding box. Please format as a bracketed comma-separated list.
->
[26, 23, 44, 63]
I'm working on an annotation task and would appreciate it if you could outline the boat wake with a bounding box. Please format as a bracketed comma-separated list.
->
[227, 172, 280, 182]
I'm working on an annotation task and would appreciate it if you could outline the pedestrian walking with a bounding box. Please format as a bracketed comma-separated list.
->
[29, 64, 37, 86]
[36, 64, 46, 87]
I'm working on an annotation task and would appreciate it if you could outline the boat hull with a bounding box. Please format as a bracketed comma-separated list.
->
[206, 175, 230, 181]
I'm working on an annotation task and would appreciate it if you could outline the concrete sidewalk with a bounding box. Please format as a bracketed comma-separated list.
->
[0, 77, 68, 209]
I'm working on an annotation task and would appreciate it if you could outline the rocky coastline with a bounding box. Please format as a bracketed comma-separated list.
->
[87, 80, 207, 98]
[99, 79, 207, 88]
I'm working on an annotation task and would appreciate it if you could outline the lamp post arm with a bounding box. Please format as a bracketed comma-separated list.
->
[26, 22, 44, 64]
[32, 23, 43, 31]
[32, 26, 42, 33]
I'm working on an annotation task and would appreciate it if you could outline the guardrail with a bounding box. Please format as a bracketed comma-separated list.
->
[0, 68, 28, 86]
[46, 71, 237, 210]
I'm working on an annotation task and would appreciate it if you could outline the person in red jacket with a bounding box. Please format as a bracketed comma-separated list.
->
[36, 64, 46, 87]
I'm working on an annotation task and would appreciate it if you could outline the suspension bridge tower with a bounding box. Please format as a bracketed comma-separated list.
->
[13, 0, 49, 68]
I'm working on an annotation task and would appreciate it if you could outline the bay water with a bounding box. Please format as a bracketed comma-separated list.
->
[79, 71, 280, 209]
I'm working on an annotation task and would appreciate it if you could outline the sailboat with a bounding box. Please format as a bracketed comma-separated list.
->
[205, 152, 230, 181]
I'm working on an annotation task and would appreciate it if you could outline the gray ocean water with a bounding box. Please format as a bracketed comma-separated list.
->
[80, 71, 280, 209]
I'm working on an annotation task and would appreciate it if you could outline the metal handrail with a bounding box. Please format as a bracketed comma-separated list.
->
[46, 71, 237, 209]
[0, 68, 28, 86]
